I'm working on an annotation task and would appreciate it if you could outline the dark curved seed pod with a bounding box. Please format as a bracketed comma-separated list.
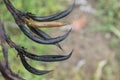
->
[4, 0, 72, 45]
[28, 26, 63, 50]
[4, 0, 74, 22]
[18, 23, 71, 44]
[3, 0, 16, 13]
[20, 49, 73, 62]
[19, 53, 52, 75]
[27, 1, 75, 22]
[3, 0, 21, 17]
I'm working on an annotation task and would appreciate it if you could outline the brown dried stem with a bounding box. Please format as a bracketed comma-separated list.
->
[25, 18, 66, 28]
[0, 20, 23, 80]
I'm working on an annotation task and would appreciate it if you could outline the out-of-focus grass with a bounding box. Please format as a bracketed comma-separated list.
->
[94, 0, 120, 80]
[95, 0, 120, 45]
[0, 0, 65, 79]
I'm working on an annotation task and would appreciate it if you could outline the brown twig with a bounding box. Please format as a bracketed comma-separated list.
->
[0, 20, 24, 80]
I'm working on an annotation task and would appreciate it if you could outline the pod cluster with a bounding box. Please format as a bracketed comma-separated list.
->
[0, 0, 74, 79]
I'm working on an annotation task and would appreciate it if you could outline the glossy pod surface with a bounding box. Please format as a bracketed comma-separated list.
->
[2, 0, 74, 77]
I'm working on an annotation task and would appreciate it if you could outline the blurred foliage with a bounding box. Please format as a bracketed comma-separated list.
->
[96, 0, 120, 29]
[96, 0, 120, 45]
[0, 0, 66, 80]
[95, 1, 120, 80]
[102, 59, 120, 80]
